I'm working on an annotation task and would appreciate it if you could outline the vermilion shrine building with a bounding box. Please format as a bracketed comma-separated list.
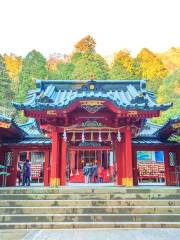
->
[0, 80, 179, 187]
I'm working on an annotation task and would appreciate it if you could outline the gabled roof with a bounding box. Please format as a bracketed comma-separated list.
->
[0, 114, 12, 123]
[13, 79, 172, 111]
[0, 114, 24, 141]
[156, 115, 180, 140]
[2, 118, 50, 146]
[19, 119, 45, 137]
[133, 117, 180, 145]
[138, 120, 161, 137]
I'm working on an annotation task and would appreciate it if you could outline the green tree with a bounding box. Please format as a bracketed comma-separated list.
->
[48, 63, 75, 80]
[17, 50, 47, 102]
[153, 68, 180, 124]
[136, 48, 168, 92]
[0, 55, 14, 109]
[71, 52, 109, 80]
[71, 36, 109, 80]
[109, 49, 141, 80]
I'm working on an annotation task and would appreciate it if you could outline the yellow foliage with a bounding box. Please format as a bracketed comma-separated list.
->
[74, 35, 96, 53]
[4, 54, 22, 80]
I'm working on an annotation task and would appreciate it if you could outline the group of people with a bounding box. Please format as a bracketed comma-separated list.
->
[83, 162, 104, 184]
[17, 159, 31, 186]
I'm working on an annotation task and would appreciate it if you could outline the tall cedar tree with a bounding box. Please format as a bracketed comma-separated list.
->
[18, 50, 47, 102]
[0, 55, 14, 108]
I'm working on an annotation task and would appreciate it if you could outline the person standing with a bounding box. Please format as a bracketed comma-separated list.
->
[17, 162, 22, 186]
[22, 161, 26, 186]
[98, 165, 104, 183]
[92, 162, 98, 183]
[23, 159, 31, 186]
[88, 163, 93, 183]
[25, 159, 31, 186]
[83, 163, 89, 184]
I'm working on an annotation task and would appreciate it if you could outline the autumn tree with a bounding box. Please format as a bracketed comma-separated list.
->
[74, 35, 96, 53]
[154, 68, 180, 124]
[70, 36, 109, 80]
[109, 49, 141, 80]
[136, 48, 168, 92]
[17, 50, 47, 102]
[4, 54, 22, 97]
[0, 55, 14, 111]
[157, 47, 180, 72]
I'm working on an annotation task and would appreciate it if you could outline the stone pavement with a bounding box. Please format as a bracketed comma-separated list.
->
[1, 229, 180, 240]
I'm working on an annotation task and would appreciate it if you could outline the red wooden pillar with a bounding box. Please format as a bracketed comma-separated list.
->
[60, 136, 66, 186]
[122, 126, 133, 186]
[27, 151, 31, 161]
[164, 150, 170, 185]
[7, 151, 18, 186]
[70, 150, 75, 169]
[50, 130, 60, 186]
[115, 140, 124, 185]
[132, 148, 138, 186]
[44, 150, 50, 186]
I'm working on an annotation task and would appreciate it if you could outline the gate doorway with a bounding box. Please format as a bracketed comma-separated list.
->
[67, 148, 116, 184]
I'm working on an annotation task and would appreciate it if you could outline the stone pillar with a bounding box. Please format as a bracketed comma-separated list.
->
[50, 130, 60, 186]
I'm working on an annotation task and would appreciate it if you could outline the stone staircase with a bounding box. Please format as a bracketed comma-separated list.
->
[0, 187, 180, 229]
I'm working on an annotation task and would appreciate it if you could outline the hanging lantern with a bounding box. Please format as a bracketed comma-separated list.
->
[91, 131, 93, 141]
[71, 131, 76, 142]
[117, 130, 121, 142]
[82, 130, 85, 143]
[98, 131, 102, 142]
[107, 131, 111, 142]
[63, 129, 67, 142]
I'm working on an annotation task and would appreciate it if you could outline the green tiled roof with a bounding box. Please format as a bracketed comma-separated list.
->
[13, 80, 172, 111]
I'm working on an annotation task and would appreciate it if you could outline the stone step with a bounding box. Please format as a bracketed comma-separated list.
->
[0, 206, 180, 214]
[1, 193, 180, 200]
[0, 199, 179, 207]
[0, 187, 180, 194]
[1, 222, 180, 229]
[1, 214, 180, 223]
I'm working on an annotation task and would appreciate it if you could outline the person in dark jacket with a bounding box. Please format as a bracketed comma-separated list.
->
[23, 159, 31, 186]
[88, 163, 93, 183]
[83, 163, 89, 184]
[92, 162, 98, 183]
